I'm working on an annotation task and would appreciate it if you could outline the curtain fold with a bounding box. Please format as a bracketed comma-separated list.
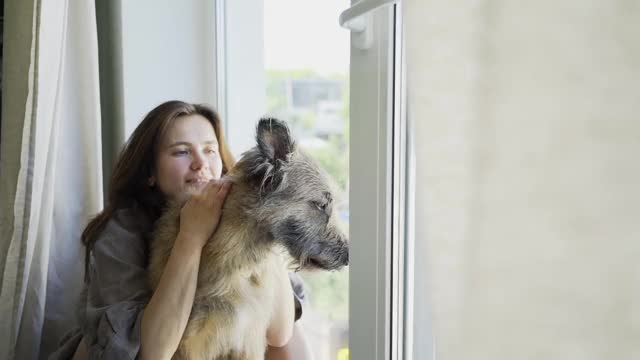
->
[406, 1, 640, 359]
[0, 0, 103, 358]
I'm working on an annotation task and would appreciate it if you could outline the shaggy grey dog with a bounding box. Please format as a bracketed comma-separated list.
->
[148, 118, 349, 359]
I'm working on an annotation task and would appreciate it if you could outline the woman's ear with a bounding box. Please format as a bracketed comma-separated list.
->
[148, 176, 156, 187]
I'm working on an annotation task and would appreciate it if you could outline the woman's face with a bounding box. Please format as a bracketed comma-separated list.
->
[151, 114, 223, 200]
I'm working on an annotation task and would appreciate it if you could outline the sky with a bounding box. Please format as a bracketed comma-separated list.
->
[264, 0, 350, 75]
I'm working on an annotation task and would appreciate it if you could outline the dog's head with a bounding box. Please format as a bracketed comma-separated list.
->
[237, 118, 349, 271]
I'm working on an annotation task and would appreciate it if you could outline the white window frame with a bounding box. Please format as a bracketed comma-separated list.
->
[344, 1, 433, 359]
[213, 0, 265, 157]
[345, 1, 398, 359]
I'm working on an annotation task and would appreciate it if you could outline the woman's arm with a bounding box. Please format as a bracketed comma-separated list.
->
[265, 323, 314, 360]
[139, 234, 202, 359]
[140, 179, 231, 359]
[266, 267, 295, 347]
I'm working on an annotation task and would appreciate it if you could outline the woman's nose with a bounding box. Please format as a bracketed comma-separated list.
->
[190, 151, 208, 171]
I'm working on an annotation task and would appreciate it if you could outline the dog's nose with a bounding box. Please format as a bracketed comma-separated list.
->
[341, 245, 349, 266]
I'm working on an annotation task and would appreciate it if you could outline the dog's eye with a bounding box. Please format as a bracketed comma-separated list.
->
[312, 201, 327, 213]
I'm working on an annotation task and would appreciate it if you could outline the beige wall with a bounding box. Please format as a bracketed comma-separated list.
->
[407, 1, 640, 359]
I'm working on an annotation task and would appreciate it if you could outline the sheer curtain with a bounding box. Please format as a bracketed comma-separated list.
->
[406, 1, 640, 359]
[0, 0, 103, 358]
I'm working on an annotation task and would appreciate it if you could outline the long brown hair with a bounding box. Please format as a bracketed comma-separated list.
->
[82, 100, 235, 280]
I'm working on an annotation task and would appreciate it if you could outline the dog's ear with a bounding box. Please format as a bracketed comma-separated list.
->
[245, 118, 295, 194]
[256, 117, 294, 164]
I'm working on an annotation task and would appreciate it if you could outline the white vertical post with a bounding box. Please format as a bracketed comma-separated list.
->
[347, 2, 396, 359]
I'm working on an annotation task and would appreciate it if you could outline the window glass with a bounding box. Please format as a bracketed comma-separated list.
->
[264, 1, 350, 359]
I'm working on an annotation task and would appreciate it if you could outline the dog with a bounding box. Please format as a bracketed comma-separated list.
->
[147, 118, 349, 359]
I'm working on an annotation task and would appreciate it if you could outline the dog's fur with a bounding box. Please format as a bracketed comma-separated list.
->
[147, 118, 349, 360]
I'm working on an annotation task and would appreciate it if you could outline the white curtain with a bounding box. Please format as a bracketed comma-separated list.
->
[406, 1, 640, 359]
[0, 0, 103, 358]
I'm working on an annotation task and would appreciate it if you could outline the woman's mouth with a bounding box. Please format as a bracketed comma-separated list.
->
[186, 177, 211, 185]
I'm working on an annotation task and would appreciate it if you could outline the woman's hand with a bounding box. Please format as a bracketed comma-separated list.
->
[178, 178, 232, 250]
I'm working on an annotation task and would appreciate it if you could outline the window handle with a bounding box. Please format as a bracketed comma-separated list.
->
[339, 0, 399, 49]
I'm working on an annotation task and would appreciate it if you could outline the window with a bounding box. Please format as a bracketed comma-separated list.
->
[221, 0, 350, 358]
[101, 0, 428, 358]
[343, 0, 425, 359]
[264, 1, 350, 359]
[346, 0, 399, 354]
[220, 1, 423, 359]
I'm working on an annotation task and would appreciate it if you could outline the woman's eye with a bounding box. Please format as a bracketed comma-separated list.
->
[173, 149, 189, 156]
[205, 148, 218, 155]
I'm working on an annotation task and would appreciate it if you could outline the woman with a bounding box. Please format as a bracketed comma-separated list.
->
[50, 100, 310, 359]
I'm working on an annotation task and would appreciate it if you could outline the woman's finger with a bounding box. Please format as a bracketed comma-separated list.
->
[202, 179, 222, 196]
[216, 180, 232, 201]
